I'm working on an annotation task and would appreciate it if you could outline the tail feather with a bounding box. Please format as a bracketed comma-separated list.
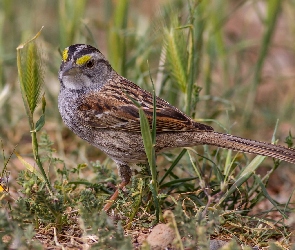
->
[201, 132, 295, 164]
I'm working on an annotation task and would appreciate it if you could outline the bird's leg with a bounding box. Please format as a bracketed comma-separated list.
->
[103, 163, 132, 211]
[103, 181, 128, 211]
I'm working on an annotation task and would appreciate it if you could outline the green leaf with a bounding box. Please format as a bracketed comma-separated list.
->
[41, 94, 46, 114]
[34, 114, 45, 132]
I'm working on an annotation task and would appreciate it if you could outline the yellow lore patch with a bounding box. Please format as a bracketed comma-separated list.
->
[62, 48, 69, 62]
[76, 55, 91, 65]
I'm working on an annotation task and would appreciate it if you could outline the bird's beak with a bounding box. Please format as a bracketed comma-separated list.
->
[61, 62, 80, 77]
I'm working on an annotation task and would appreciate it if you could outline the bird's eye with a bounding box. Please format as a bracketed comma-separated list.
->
[85, 60, 94, 68]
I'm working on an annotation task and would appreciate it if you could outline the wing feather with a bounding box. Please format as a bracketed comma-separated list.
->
[77, 77, 213, 133]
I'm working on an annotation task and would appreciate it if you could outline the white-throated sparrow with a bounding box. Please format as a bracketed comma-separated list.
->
[58, 44, 295, 210]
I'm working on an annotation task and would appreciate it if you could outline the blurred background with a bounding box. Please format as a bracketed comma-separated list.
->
[0, 0, 295, 205]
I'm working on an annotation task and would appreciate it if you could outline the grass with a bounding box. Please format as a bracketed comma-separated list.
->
[0, 0, 295, 249]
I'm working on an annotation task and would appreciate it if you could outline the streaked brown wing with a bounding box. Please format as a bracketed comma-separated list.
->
[77, 77, 213, 133]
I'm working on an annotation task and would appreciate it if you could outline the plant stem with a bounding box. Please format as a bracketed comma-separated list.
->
[31, 131, 52, 193]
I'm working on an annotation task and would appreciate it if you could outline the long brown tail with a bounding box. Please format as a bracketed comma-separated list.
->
[199, 132, 295, 164]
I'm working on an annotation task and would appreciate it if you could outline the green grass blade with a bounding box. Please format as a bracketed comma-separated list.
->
[138, 108, 155, 169]
[107, 0, 129, 75]
[216, 155, 265, 206]
[148, 182, 160, 223]
[257, 177, 287, 218]
[58, 0, 87, 48]
[130, 77, 160, 221]
[160, 177, 198, 189]
[138, 108, 160, 222]
[243, 0, 281, 125]
[159, 149, 187, 185]
[188, 151, 202, 181]
[149, 65, 157, 144]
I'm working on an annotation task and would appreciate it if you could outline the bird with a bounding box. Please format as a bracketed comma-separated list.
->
[58, 44, 295, 211]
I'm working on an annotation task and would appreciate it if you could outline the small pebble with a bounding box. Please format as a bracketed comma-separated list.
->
[146, 223, 175, 249]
